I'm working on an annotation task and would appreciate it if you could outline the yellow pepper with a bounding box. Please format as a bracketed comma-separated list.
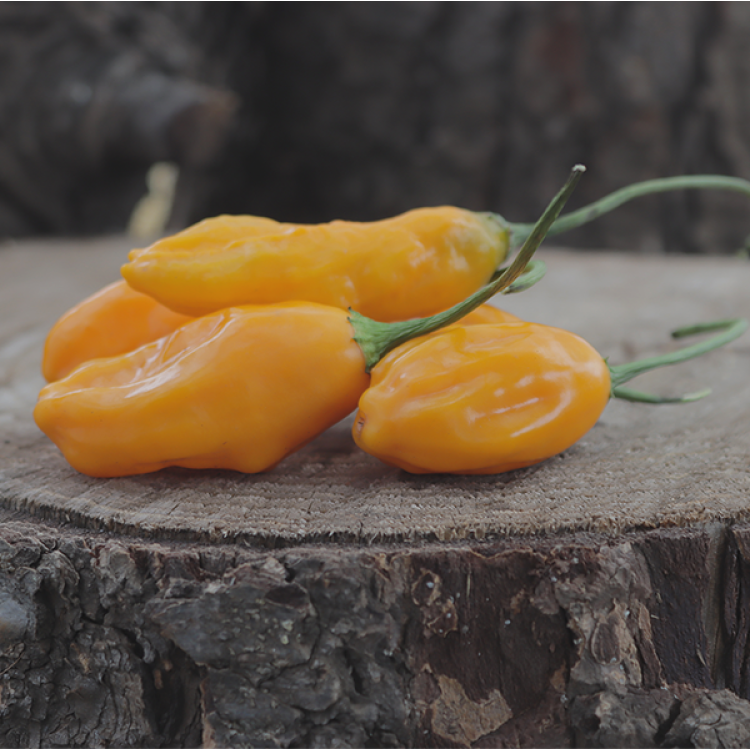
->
[121, 207, 510, 320]
[33, 168, 582, 478]
[121, 174, 750, 322]
[42, 280, 192, 382]
[353, 322, 611, 474]
[353, 318, 747, 475]
[35, 303, 370, 477]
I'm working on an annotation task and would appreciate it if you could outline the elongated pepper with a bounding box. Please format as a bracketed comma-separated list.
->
[121, 207, 510, 321]
[35, 303, 370, 476]
[33, 169, 584, 477]
[121, 175, 750, 321]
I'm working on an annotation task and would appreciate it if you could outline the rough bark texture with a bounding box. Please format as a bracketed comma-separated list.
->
[4, 234, 750, 744]
[3, 3, 750, 253]
[6, 514, 750, 747]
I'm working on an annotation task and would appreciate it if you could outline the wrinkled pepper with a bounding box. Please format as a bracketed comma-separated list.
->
[33, 303, 527, 478]
[353, 318, 748, 474]
[122, 207, 511, 320]
[35, 302, 370, 476]
[34, 168, 584, 477]
[121, 174, 750, 321]
[41, 281, 524, 385]
[42, 280, 193, 382]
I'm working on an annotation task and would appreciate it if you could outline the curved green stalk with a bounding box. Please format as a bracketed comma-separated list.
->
[610, 386, 712, 405]
[349, 165, 585, 372]
[501, 174, 750, 248]
[609, 318, 748, 403]
[494, 259, 546, 293]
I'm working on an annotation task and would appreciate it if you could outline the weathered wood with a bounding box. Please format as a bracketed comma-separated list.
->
[4, 515, 750, 746]
[3, 239, 750, 543]
[2, 238, 750, 746]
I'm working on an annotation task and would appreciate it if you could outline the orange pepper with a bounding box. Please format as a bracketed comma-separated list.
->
[353, 322, 611, 474]
[42, 280, 193, 382]
[34, 303, 370, 477]
[121, 207, 511, 320]
[33, 168, 583, 478]
[353, 318, 747, 475]
[119, 174, 750, 321]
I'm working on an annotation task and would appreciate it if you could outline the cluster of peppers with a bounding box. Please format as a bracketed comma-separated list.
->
[35, 167, 749, 478]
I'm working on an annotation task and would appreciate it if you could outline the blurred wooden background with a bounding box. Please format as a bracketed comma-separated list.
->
[1, 2, 750, 253]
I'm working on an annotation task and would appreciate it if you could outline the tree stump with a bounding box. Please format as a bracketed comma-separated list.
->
[2, 237, 750, 747]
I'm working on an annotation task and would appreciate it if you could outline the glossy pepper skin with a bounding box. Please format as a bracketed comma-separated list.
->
[353, 321, 611, 475]
[121, 208, 509, 321]
[42, 280, 193, 382]
[34, 303, 516, 478]
[34, 302, 370, 477]
[35, 166, 583, 479]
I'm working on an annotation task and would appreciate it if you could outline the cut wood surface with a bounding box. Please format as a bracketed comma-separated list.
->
[3, 237, 750, 748]
[2, 237, 749, 543]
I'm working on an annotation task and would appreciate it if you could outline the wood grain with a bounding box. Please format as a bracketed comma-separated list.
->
[3, 237, 750, 747]
[2, 238, 749, 542]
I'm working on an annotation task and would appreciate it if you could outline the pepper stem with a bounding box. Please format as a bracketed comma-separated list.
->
[501, 174, 750, 249]
[609, 318, 748, 403]
[494, 258, 546, 293]
[349, 165, 586, 372]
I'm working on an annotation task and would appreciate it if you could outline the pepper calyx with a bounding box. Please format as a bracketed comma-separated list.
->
[349, 165, 586, 372]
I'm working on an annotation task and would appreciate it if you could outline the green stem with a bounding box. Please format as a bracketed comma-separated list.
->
[349, 165, 585, 372]
[610, 386, 712, 405]
[495, 259, 546, 293]
[609, 318, 748, 403]
[501, 174, 750, 248]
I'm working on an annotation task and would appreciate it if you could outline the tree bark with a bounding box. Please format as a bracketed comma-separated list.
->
[3, 236, 750, 746]
[5, 513, 750, 747]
